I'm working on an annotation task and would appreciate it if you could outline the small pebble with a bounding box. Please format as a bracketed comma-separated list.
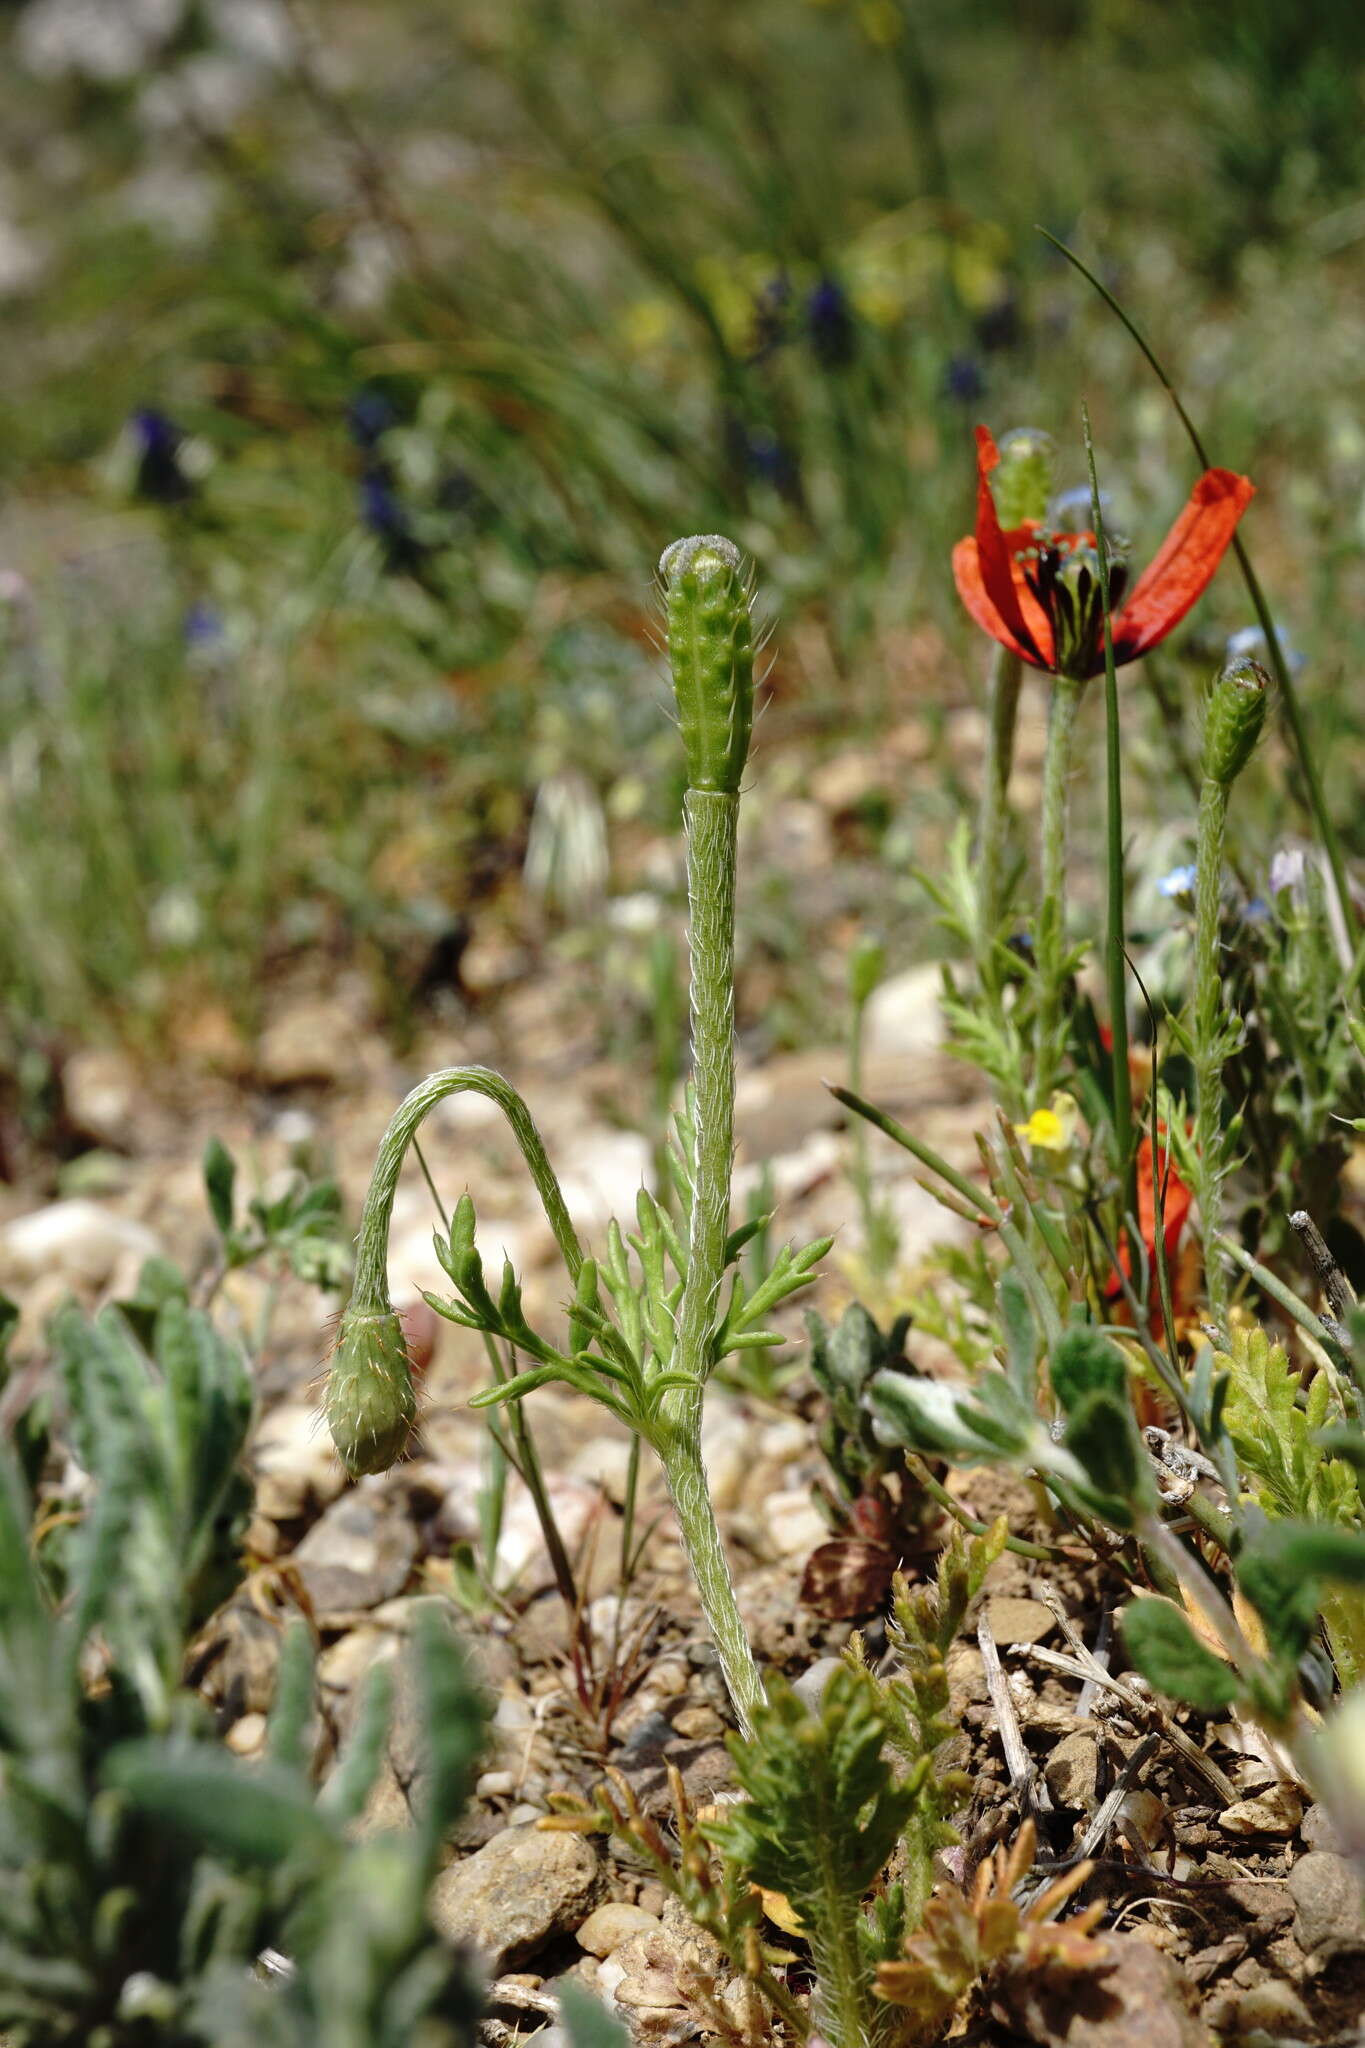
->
[1117, 1790, 1168, 1850]
[792, 1657, 844, 1713]
[981, 1595, 1055, 1646]
[225, 1713, 266, 1757]
[671, 1705, 723, 1740]
[576, 1903, 663, 1958]
[1233, 1979, 1312, 2039]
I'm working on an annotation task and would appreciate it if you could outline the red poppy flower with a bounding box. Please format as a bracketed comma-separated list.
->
[953, 426, 1255, 682]
[1105, 1134, 1193, 1318]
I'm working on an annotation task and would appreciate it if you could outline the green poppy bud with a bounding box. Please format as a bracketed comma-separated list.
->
[659, 534, 755, 795]
[326, 1304, 417, 1477]
[1202, 657, 1269, 788]
[847, 933, 886, 1008]
[993, 427, 1055, 529]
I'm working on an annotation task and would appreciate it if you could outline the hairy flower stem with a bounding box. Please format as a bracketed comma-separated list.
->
[809, 1882, 872, 2048]
[352, 1067, 584, 1311]
[1193, 771, 1232, 1326]
[1034, 673, 1085, 1096]
[664, 788, 765, 1737]
[977, 644, 1023, 957]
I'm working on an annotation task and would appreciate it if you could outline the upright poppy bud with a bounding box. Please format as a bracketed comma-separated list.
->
[847, 932, 887, 1009]
[326, 1302, 417, 1477]
[659, 535, 755, 795]
[1203, 656, 1269, 788]
[992, 427, 1055, 529]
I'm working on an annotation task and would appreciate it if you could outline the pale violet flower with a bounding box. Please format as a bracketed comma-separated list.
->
[1225, 623, 1305, 677]
[1268, 847, 1309, 898]
[1156, 864, 1198, 899]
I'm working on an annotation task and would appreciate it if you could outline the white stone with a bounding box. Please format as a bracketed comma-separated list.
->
[864, 963, 945, 1059]
[0, 1199, 160, 1289]
[557, 1128, 653, 1234]
[577, 1902, 663, 1958]
[699, 1394, 750, 1512]
[495, 1478, 604, 1594]
[252, 1400, 347, 1519]
[57, 1048, 139, 1148]
[765, 1488, 829, 1560]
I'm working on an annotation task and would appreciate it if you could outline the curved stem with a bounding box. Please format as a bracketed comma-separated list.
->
[352, 1066, 583, 1310]
[1034, 673, 1085, 1097]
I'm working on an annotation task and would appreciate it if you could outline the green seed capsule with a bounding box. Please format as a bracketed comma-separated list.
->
[326, 1305, 417, 1477]
[659, 534, 754, 795]
[1203, 656, 1269, 788]
[993, 427, 1055, 529]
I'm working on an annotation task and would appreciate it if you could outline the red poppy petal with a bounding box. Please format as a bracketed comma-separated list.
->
[969, 426, 1050, 668]
[953, 538, 1043, 665]
[1136, 1135, 1193, 1260]
[1112, 469, 1255, 659]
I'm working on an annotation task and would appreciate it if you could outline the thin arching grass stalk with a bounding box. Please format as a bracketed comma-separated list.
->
[480, 1330, 580, 1619]
[1082, 405, 1136, 1228]
[1042, 230, 1355, 955]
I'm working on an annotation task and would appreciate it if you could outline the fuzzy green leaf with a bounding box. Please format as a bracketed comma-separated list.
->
[203, 1136, 237, 1238]
[1121, 1598, 1240, 1711]
[559, 1980, 632, 2048]
[1064, 1388, 1152, 1525]
[1049, 1324, 1128, 1414]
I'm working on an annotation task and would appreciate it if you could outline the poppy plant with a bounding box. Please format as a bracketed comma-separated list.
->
[954, 426, 1255, 683]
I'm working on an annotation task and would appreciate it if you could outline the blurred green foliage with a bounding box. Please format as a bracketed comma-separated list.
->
[1, 0, 1363, 1045]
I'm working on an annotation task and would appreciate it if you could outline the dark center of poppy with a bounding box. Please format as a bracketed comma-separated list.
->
[1020, 530, 1130, 680]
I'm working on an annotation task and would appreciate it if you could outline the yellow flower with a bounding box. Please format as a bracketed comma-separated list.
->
[1015, 1094, 1078, 1154]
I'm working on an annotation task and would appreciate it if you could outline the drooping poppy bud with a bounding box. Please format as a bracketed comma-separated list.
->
[992, 427, 1055, 529]
[326, 1304, 417, 1477]
[659, 535, 755, 795]
[1202, 657, 1269, 788]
